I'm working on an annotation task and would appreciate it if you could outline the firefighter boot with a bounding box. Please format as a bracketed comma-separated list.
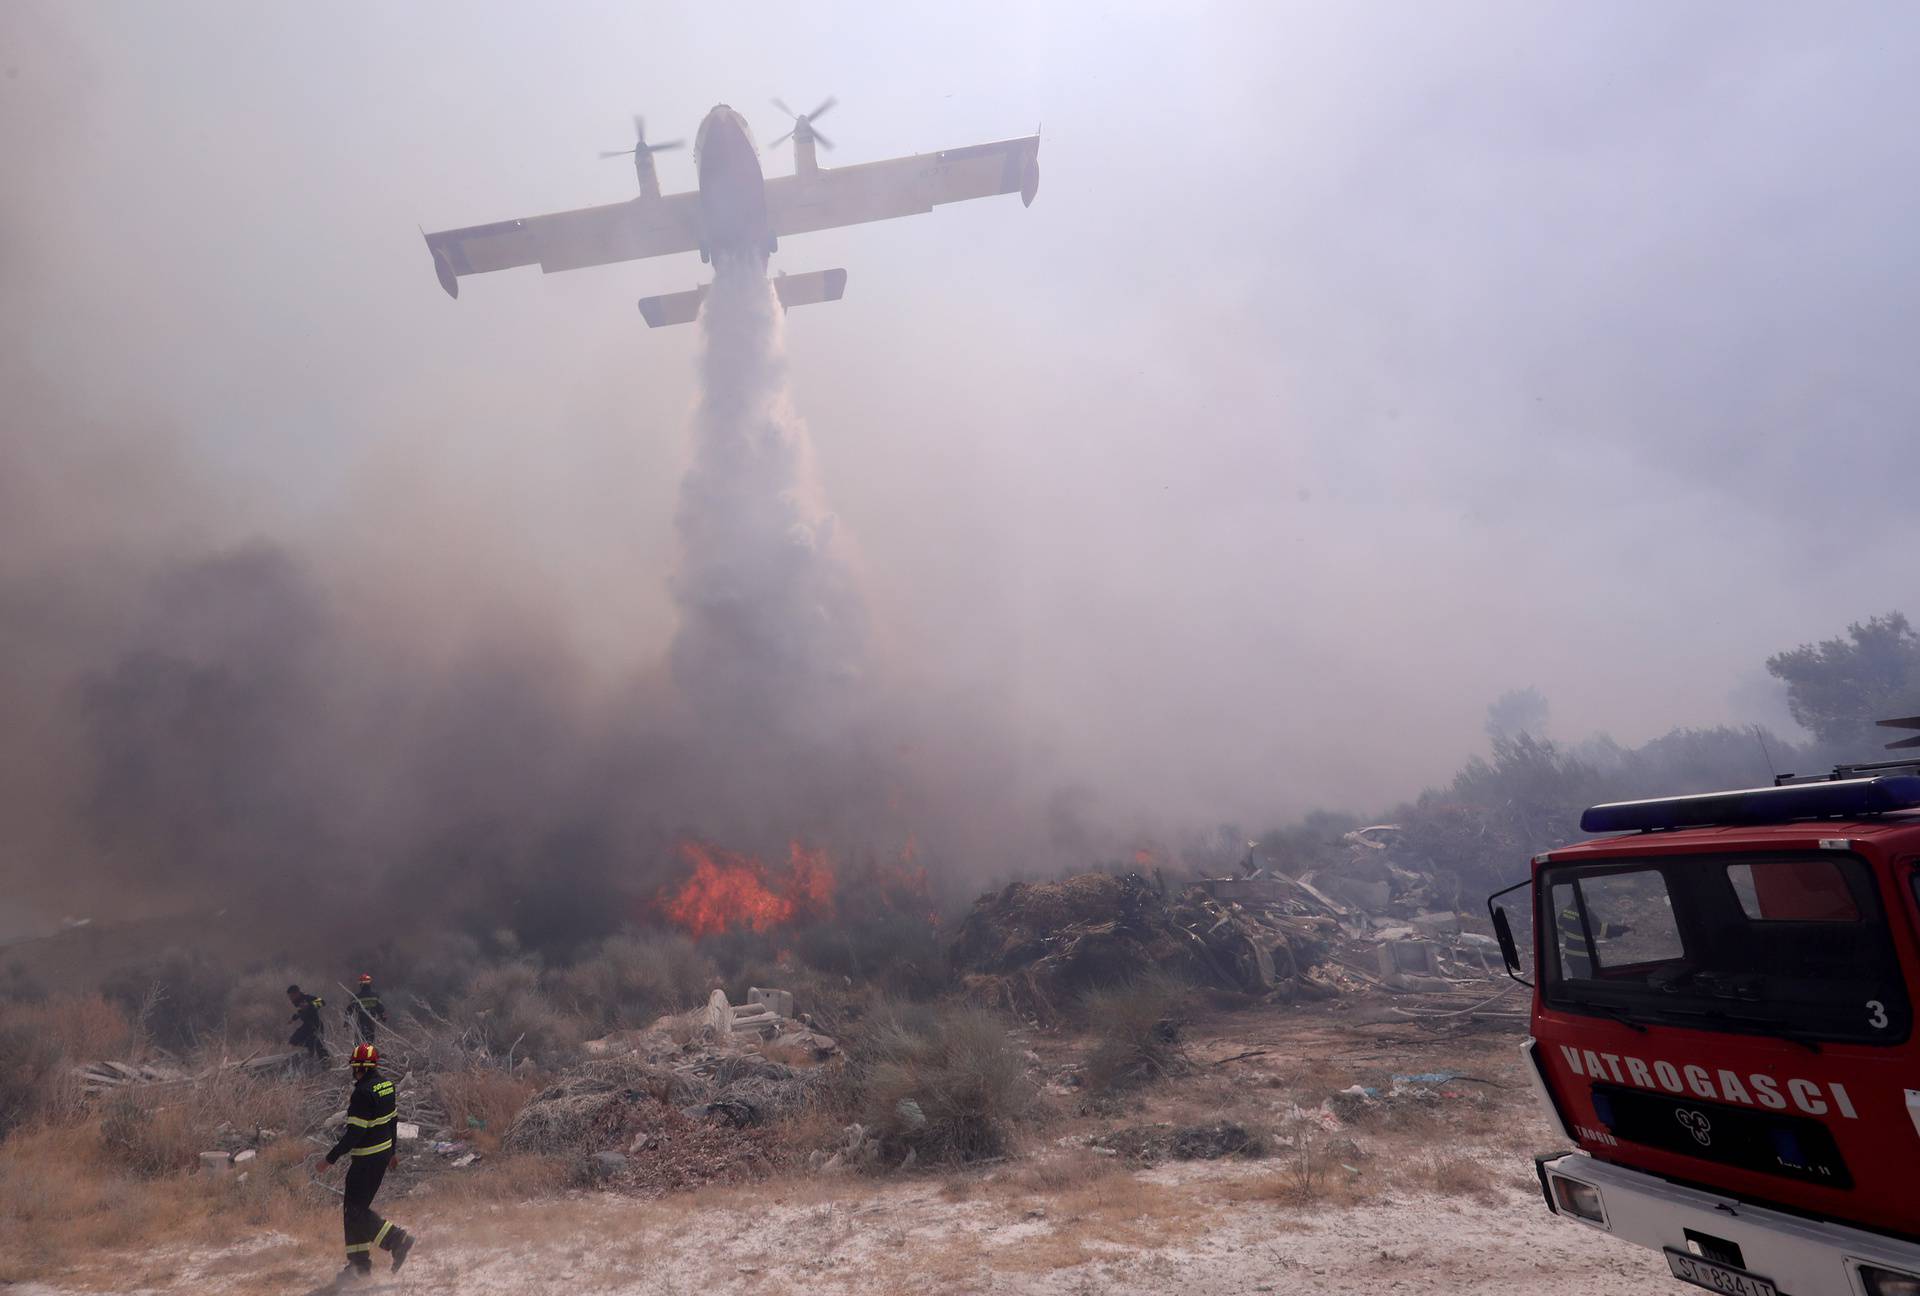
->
[390, 1229, 416, 1273]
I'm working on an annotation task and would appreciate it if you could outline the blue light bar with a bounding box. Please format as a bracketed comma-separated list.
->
[1580, 775, 1920, 834]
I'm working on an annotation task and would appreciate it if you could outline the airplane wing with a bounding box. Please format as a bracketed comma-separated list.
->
[424, 192, 703, 297]
[764, 135, 1039, 240]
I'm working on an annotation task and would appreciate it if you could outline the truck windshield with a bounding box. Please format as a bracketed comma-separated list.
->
[1539, 853, 1910, 1045]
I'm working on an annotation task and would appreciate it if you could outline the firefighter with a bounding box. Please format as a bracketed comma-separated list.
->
[1556, 903, 1594, 978]
[345, 973, 387, 1044]
[325, 1043, 416, 1281]
[287, 985, 328, 1065]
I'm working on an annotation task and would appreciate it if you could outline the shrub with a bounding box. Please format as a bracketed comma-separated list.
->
[0, 1019, 64, 1142]
[100, 949, 231, 1053]
[434, 1067, 540, 1152]
[98, 1092, 200, 1178]
[454, 961, 581, 1065]
[852, 1003, 1034, 1165]
[793, 910, 945, 998]
[545, 932, 715, 1033]
[1080, 973, 1189, 1093]
[0, 995, 132, 1139]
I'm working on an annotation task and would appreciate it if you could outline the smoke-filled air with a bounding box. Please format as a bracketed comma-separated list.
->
[6, 1, 1920, 962]
[9, 4, 1920, 1293]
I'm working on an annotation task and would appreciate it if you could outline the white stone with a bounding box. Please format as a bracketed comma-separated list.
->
[705, 989, 733, 1039]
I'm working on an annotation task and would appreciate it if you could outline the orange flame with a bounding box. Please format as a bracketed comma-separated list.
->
[658, 839, 837, 938]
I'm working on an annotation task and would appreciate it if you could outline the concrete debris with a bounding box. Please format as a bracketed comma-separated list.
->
[75, 1051, 303, 1095]
[594, 985, 835, 1063]
[748, 987, 794, 1018]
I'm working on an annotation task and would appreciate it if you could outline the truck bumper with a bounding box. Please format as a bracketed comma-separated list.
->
[1537, 1151, 1920, 1295]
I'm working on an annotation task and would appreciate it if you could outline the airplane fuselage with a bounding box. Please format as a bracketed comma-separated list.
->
[695, 105, 771, 264]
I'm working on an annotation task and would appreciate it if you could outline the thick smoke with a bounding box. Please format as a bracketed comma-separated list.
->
[0, 246, 1066, 961]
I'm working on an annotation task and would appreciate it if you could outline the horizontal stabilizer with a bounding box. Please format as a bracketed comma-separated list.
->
[637, 285, 706, 327]
[638, 268, 848, 328]
[1880, 715, 1920, 749]
[773, 267, 848, 310]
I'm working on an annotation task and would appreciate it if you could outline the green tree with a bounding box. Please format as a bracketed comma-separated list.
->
[1765, 613, 1920, 746]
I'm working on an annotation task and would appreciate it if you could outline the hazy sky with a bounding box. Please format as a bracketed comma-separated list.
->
[6, 0, 1918, 835]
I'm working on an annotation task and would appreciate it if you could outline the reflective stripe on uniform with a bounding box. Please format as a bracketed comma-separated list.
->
[345, 1112, 395, 1128]
[351, 1138, 394, 1156]
[374, 1221, 393, 1246]
[345, 1243, 372, 1255]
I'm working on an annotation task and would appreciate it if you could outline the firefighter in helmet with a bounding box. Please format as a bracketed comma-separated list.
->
[324, 1043, 416, 1281]
[286, 985, 328, 1065]
[345, 973, 387, 1045]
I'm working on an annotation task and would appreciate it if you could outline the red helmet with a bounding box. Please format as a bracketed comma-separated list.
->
[350, 1043, 379, 1072]
[358, 973, 373, 984]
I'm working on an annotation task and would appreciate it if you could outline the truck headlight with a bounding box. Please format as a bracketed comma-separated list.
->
[1549, 1174, 1606, 1224]
[1860, 1265, 1920, 1296]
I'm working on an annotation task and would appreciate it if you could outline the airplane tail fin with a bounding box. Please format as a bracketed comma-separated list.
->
[638, 268, 847, 328]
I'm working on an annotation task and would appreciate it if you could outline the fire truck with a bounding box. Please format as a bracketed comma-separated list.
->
[1488, 719, 1920, 1296]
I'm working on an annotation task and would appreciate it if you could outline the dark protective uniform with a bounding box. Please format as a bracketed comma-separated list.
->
[346, 985, 387, 1044]
[289, 993, 328, 1062]
[325, 1069, 411, 1274]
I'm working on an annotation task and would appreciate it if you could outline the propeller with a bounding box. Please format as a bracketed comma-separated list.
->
[769, 96, 837, 150]
[599, 115, 684, 160]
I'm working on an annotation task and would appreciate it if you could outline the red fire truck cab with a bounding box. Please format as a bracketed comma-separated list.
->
[1490, 767, 1920, 1296]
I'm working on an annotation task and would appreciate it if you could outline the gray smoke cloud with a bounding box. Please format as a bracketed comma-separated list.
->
[7, 1, 1920, 950]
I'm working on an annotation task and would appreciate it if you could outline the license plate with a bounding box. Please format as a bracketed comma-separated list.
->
[1664, 1248, 1779, 1296]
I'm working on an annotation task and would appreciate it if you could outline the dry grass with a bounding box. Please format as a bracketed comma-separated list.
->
[0, 1120, 328, 1285]
[1080, 973, 1189, 1093]
[1416, 1151, 1505, 1202]
[434, 1066, 541, 1153]
[998, 1147, 1125, 1194]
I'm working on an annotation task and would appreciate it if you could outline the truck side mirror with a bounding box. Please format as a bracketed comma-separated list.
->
[1492, 907, 1521, 973]
[1486, 878, 1534, 988]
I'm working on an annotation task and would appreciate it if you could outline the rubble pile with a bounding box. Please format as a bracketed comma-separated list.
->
[502, 1057, 698, 1155]
[950, 872, 1337, 1019]
[497, 984, 836, 1189]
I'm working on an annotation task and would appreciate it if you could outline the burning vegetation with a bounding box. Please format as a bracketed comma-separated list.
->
[656, 840, 838, 938]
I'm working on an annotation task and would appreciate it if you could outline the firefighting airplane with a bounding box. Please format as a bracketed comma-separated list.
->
[423, 99, 1040, 327]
